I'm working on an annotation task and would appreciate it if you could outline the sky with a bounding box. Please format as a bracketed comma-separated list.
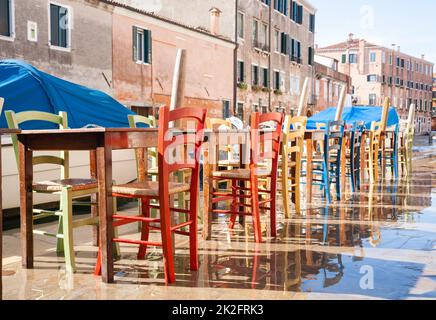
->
[310, 0, 436, 65]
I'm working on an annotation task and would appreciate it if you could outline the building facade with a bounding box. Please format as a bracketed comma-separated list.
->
[311, 55, 351, 114]
[236, 0, 316, 124]
[317, 34, 434, 134]
[0, 0, 114, 94]
[111, 4, 235, 118]
[432, 73, 436, 131]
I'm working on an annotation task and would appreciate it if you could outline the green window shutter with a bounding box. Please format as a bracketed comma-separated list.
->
[132, 26, 138, 61]
[341, 54, 346, 63]
[145, 29, 152, 64]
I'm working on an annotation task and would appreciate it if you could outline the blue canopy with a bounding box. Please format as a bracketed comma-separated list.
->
[306, 106, 400, 130]
[0, 59, 136, 129]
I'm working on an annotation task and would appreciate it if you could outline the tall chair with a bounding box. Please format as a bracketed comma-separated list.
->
[95, 106, 207, 284]
[398, 122, 414, 177]
[347, 121, 365, 192]
[208, 112, 284, 243]
[5, 110, 106, 272]
[310, 121, 345, 202]
[281, 116, 307, 217]
[365, 121, 383, 183]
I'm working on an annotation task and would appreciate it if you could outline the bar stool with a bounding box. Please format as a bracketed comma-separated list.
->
[280, 116, 307, 217]
[207, 112, 284, 243]
[95, 106, 207, 284]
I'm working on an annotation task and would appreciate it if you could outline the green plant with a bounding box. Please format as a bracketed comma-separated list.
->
[237, 82, 248, 90]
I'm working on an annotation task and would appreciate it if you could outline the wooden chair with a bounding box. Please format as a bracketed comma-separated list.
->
[382, 124, 399, 180]
[311, 121, 345, 203]
[95, 106, 207, 284]
[206, 117, 240, 168]
[364, 121, 383, 183]
[398, 122, 414, 177]
[346, 121, 365, 192]
[281, 116, 307, 217]
[5, 110, 113, 273]
[207, 112, 284, 243]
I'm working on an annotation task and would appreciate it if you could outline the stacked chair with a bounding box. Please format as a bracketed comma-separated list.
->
[346, 121, 365, 192]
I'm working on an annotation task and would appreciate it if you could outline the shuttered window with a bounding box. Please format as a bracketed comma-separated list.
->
[308, 47, 314, 65]
[237, 61, 245, 83]
[0, 0, 11, 37]
[50, 3, 69, 48]
[133, 26, 152, 64]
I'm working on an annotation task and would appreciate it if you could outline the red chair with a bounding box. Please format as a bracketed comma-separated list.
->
[95, 106, 207, 283]
[208, 112, 283, 243]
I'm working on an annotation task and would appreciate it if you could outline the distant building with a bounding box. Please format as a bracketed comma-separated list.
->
[317, 34, 434, 134]
[311, 54, 351, 114]
[432, 73, 436, 131]
[235, 0, 316, 123]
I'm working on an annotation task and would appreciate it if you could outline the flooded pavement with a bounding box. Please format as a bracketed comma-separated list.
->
[2, 142, 435, 300]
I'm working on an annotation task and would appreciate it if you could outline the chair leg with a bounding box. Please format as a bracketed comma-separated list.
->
[251, 179, 262, 243]
[61, 186, 76, 273]
[229, 180, 238, 229]
[160, 197, 176, 284]
[113, 196, 121, 260]
[189, 189, 199, 272]
[138, 198, 150, 260]
[56, 215, 64, 254]
[282, 158, 291, 219]
[270, 175, 277, 238]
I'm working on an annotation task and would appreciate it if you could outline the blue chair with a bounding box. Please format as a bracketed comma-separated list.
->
[347, 121, 365, 192]
[312, 120, 345, 203]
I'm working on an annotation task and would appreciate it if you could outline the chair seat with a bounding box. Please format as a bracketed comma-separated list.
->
[33, 178, 97, 192]
[217, 160, 241, 167]
[212, 168, 271, 179]
[112, 181, 190, 197]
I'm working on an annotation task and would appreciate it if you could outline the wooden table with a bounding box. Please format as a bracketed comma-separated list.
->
[17, 128, 158, 283]
[1, 129, 20, 299]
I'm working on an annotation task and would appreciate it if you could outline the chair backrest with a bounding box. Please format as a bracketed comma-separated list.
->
[205, 117, 236, 163]
[5, 110, 70, 178]
[282, 115, 307, 161]
[128, 114, 157, 181]
[350, 121, 365, 150]
[157, 106, 207, 196]
[250, 112, 284, 171]
[324, 120, 345, 161]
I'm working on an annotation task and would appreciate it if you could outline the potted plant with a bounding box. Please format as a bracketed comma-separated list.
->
[273, 89, 283, 95]
[261, 87, 271, 93]
[237, 82, 248, 90]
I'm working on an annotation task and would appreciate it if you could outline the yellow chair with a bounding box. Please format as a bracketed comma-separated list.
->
[281, 116, 307, 217]
[398, 123, 414, 177]
[365, 121, 383, 183]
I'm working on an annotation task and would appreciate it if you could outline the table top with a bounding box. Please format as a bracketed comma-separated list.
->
[0, 129, 20, 134]
[17, 128, 158, 135]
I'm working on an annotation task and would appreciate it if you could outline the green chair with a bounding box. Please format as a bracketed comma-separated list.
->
[5, 110, 119, 273]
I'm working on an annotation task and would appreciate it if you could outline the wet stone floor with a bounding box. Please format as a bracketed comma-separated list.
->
[2, 148, 436, 300]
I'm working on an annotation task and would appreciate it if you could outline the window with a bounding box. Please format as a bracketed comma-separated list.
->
[367, 74, 377, 82]
[369, 94, 377, 105]
[349, 54, 357, 64]
[274, 0, 288, 16]
[280, 32, 289, 55]
[291, 39, 301, 62]
[133, 26, 152, 64]
[389, 54, 392, 65]
[252, 20, 258, 47]
[252, 65, 259, 86]
[237, 12, 244, 39]
[370, 52, 376, 63]
[50, 3, 70, 48]
[401, 59, 405, 68]
[291, 1, 303, 24]
[309, 14, 315, 32]
[259, 22, 268, 49]
[308, 47, 314, 66]
[261, 67, 269, 88]
[237, 61, 245, 83]
[382, 52, 386, 63]
[0, 0, 13, 38]
[341, 54, 346, 64]
[274, 29, 280, 52]
[222, 100, 231, 119]
[235, 102, 244, 121]
[273, 71, 280, 90]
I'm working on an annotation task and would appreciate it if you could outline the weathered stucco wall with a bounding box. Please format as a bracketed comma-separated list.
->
[0, 0, 114, 94]
[112, 7, 235, 118]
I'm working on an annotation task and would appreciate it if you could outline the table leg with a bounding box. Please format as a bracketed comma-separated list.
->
[19, 139, 33, 269]
[89, 150, 98, 246]
[306, 138, 313, 203]
[0, 141, 2, 299]
[97, 142, 114, 283]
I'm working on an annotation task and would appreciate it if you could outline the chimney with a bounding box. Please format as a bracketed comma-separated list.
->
[421, 54, 425, 60]
[348, 33, 354, 42]
[397, 46, 401, 52]
[209, 7, 222, 36]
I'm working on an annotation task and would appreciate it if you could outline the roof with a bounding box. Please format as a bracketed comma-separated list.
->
[100, 0, 235, 44]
